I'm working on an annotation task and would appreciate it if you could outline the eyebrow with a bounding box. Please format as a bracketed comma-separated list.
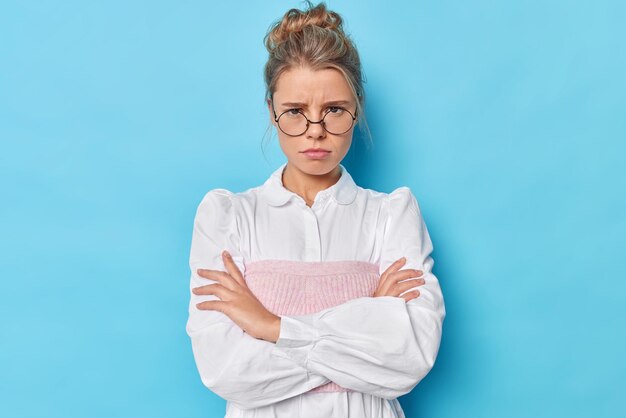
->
[280, 100, 351, 108]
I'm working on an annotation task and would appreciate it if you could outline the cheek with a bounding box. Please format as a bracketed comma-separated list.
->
[277, 135, 299, 154]
[336, 134, 353, 153]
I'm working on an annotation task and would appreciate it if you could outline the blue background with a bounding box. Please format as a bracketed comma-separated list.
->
[1, 1, 624, 417]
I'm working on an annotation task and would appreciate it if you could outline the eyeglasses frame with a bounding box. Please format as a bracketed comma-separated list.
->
[270, 99, 358, 137]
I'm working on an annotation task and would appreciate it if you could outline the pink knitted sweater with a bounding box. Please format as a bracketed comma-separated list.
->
[243, 259, 381, 394]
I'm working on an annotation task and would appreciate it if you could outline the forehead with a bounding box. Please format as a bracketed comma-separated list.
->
[274, 66, 353, 103]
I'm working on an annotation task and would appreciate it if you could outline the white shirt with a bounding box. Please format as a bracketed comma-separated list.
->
[186, 162, 446, 418]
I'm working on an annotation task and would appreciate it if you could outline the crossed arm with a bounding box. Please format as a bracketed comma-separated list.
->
[185, 187, 446, 410]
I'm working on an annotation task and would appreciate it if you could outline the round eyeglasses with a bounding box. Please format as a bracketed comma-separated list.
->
[271, 101, 358, 136]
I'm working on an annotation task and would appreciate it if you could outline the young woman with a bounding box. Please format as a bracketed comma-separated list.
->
[185, 2, 446, 417]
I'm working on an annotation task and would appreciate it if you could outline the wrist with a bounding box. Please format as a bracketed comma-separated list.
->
[266, 315, 281, 343]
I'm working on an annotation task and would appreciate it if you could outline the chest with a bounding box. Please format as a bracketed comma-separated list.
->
[238, 197, 387, 263]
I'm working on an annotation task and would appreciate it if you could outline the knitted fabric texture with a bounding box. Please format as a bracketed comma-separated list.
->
[243, 259, 381, 394]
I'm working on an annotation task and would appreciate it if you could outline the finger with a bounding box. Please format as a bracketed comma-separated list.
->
[192, 283, 232, 299]
[400, 290, 420, 303]
[197, 268, 228, 281]
[222, 251, 245, 285]
[383, 257, 407, 277]
[378, 257, 408, 291]
[198, 267, 238, 291]
[196, 300, 226, 312]
[393, 278, 425, 295]
[391, 268, 423, 283]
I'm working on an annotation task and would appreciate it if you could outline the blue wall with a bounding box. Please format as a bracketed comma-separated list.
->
[1, 1, 624, 417]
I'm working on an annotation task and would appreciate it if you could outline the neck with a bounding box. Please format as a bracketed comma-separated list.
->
[282, 163, 342, 206]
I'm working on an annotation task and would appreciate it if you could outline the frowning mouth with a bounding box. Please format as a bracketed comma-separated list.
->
[301, 149, 331, 159]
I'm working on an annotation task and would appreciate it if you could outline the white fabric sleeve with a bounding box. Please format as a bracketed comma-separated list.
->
[185, 189, 331, 410]
[271, 187, 446, 399]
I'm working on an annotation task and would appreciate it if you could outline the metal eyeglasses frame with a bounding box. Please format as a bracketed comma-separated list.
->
[271, 99, 358, 137]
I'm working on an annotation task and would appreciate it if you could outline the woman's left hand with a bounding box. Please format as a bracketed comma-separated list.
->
[193, 250, 281, 343]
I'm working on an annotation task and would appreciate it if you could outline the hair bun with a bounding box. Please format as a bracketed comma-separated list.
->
[263, 1, 371, 147]
[265, 1, 345, 52]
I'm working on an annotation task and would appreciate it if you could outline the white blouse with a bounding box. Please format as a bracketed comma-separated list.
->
[186, 162, 446, 418]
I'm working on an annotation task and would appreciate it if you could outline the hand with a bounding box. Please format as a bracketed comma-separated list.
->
[193, 250, 281, 343]
[373, 256, 425, 302]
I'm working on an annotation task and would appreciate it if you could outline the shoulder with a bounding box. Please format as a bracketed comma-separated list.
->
[351, 185, 421, 218]
[194, 188, 240, 228]
[386, 186, 420, 216]
[192, 188, 248, 242]
[359, 185, 420, 215]
[379, 187, 431, 246]
[198, 188, 235, 210]
[196, 186, 264, 219]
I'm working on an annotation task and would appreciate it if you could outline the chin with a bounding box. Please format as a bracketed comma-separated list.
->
[290, 157, 332, 171]
[303, 162, 341, 177]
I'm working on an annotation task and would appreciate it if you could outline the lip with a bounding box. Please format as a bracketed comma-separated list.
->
[301, 149, 331, 160]
[302, 148, 330, 153]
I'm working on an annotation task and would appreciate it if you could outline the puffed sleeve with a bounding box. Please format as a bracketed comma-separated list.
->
[271, 186, 446, 399]
[185, 189, 331, 410]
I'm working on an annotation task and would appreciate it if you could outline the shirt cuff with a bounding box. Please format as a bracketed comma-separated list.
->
[271, 315, 319, 369]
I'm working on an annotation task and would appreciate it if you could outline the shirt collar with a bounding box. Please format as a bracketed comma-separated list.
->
[260, 162, 358, 207]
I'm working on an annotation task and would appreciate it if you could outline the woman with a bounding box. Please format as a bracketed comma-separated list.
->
[185, 2, 446, 417]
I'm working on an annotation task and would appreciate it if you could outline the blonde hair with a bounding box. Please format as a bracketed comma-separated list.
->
[262, 0, 372, 150]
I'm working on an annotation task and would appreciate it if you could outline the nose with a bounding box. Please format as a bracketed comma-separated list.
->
[306, 117, 327, 139]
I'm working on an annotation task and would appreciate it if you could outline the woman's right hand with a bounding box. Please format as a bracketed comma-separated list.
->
[373, 257, 425, 302]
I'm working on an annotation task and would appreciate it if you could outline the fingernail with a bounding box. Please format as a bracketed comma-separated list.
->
[223, 250, 230, 258]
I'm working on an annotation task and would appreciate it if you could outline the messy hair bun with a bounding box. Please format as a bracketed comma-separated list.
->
[264, 2, 344, 52]
[262, 1, 371, 145]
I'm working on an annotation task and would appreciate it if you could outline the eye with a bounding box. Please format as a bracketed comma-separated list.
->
[287, 108, 301, 115]
[325, 106, 346, 117]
